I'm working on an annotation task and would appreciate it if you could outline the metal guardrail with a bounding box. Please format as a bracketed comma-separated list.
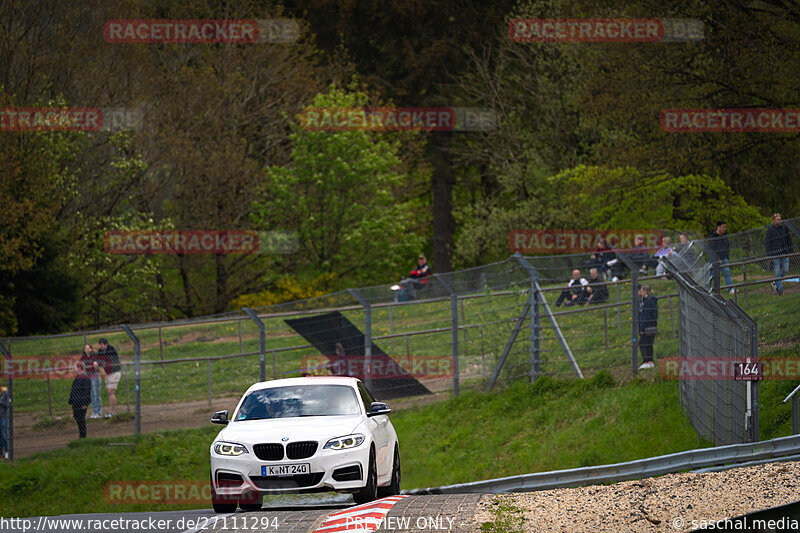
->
[405, 434, 800, 494]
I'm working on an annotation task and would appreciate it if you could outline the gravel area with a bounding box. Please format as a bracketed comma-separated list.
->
[471, 461, 800, 532]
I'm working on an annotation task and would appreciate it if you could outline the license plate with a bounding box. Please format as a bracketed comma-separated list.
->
[262, 463, 310, 476]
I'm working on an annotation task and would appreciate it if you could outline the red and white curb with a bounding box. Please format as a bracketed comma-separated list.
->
[314, 496, 407, 532]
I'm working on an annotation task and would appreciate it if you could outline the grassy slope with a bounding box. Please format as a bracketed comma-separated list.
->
[0, 371, 711, 517]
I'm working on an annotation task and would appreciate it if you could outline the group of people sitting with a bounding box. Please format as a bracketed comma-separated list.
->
[554, 268, 609, 307]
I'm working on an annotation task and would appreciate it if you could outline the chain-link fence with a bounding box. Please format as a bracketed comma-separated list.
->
[663, 249, 758, 445]
[2, 218, 798, 458]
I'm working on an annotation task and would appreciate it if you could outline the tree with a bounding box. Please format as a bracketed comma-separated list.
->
[252, 85, 426, 286]
[550, 165, 767, 233]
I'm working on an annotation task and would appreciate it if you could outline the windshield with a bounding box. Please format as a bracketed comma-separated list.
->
[235, 384, 361, 421]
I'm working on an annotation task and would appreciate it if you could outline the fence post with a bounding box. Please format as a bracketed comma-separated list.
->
[47, 373, 52, 417]
[124, 363, 130, 412]
[238, 319, 244, 358]
[513, 254, 541, 383]
[121, 325, 141, 437]
[0, 341, 13, 461]
[631, 271, 640, 374]
[751, 322, 759, 442]
[713, 262, 721, 296]
[348, 289, 372, 391]
[433, 274, 459, 395]
[603, 308, 609, 349]
[243, 308, 266, 382]
[668, 295, 676, 338]
[793, 396, 799, 436]
[616, 283, 621, 328]
[207, 360, 212, 408]
[158, 325, 164, 364]
[617, 254, 640, 375]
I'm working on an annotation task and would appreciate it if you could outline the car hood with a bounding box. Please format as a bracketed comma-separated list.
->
[217, 415, 365, 444]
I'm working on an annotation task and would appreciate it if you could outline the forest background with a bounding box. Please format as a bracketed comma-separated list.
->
[1, 0, 795, 336]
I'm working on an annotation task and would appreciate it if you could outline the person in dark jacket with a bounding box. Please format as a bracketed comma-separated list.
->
[0, 385, 10, 458]
[409, 255, 431, 287]
[765, 213, 794, 295]
[586, 238, 615, 278]
[708, 221, 733, 291]
[68, 362, 91, 438]
[586, 268, 609, 304]
[638, 285, 658, 369]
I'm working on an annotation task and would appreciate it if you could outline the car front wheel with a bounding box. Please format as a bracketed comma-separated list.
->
[353, 447, 378, 504]
[378, 445, 400, 497]
[211, 478, 237, 513]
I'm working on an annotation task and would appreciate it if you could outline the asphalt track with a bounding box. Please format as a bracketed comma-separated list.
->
[0, 494, 483, 533]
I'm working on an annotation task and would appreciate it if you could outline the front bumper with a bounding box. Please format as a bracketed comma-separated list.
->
[211, 444, 370, 496]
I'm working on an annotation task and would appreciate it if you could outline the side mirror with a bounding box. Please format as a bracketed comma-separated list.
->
[211, 410, 229, 425]
[367, 402, 391, 417]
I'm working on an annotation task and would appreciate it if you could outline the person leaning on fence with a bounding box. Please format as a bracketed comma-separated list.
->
[555, 269, 589, 307]
[81, 343, 102, 419]
[765, 213, 793, 295]
[638, 285, 658, 370]
[585, 268, 609, 304]
[0, 385, 10, 459]
[708, 220, 734, 293]
[97, 338, 121, 418]
[68, 362, 91, 438]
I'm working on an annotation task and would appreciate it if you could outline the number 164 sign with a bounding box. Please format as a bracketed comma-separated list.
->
[734, 361, 764, 381]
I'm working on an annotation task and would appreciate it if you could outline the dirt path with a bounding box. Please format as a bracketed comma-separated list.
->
[13, 381, 453, 458]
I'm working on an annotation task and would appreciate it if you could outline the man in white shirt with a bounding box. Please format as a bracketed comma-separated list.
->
[555, 269, 589, 307]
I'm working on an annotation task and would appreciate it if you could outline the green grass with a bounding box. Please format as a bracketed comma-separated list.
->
[0, 371, 701, 517]
[2, 365, 799, 517]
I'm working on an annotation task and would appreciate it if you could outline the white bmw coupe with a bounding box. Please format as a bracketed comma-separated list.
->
[209, 376, 401, 512]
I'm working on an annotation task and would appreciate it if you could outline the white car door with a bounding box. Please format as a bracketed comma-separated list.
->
[358, 382, 391, 477]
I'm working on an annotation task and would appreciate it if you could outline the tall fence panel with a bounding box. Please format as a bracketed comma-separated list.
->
[664, 251, 757, 445]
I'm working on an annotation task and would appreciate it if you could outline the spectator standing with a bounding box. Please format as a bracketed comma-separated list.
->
[555, 269, 589, 307]
[708, 221, 734, 292]
[586, 268, 609, 304]
[81, 344, 102, 419]
[68, 362, 91, 438]
[654, 236, 675, 277]
[0, 385, 10, 459]
[765, 213, 793, 295]
[638, 285, 658, 370]
[97, 338, 121, 418]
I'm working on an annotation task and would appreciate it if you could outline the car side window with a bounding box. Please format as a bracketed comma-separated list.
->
[357, 382, 375, 413]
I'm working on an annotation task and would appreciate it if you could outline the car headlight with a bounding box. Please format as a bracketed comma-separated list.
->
[324, 434, 365, 450]
[213, 441, 248, 456]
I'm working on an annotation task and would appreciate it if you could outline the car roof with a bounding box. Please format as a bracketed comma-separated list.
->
[243, 376, 360, 394]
